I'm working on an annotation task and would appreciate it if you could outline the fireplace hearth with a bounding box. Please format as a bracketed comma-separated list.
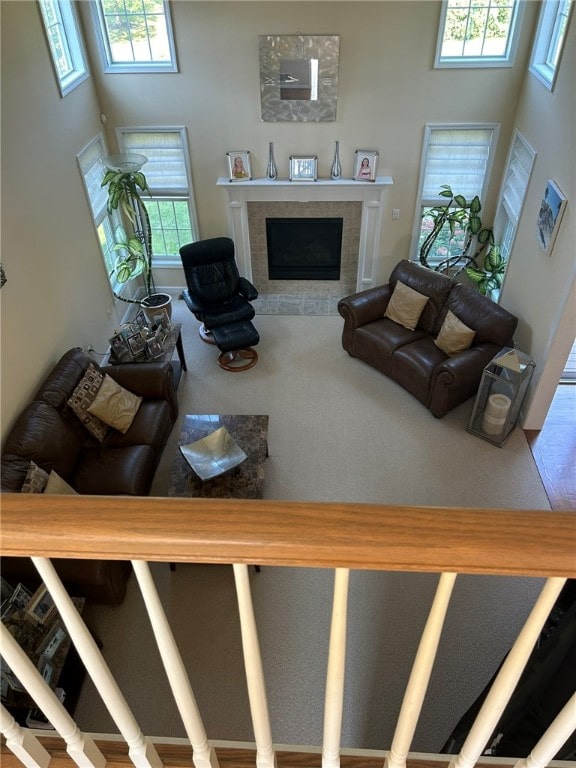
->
[266, 217, 343, 280]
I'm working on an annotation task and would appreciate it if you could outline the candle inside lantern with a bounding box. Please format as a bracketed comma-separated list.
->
[482, 393, 512, 435]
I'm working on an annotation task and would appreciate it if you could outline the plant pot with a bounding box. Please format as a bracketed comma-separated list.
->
[142, 293, 172, 323]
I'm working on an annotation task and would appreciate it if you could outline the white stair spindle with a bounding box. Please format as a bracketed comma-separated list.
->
[31, 556, 162, 768]
[386, 572, 457, 768]
[232, 564, 276, 768]
[0, 704, 51, 768]
[131, 560, 219, 768]
[449, 577, 567, 768]
[514, 692, 576, 768]
[322, 568, 350, 768]
[0, 624, 105, 768]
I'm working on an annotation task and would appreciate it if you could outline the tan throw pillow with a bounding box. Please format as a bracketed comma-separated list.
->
[87, 374, 142, 434]
[435, 310, 476, 356]
[384, 280, 429, 331]
[67, 363, 110, 443]
[45, 470, 78, 495]
[21, 461, 50, 493]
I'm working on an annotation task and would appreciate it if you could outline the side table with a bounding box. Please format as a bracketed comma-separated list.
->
[102, 322, 187, 388]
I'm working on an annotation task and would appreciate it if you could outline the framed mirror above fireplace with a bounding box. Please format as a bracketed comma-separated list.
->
[258, 35, 340, 122]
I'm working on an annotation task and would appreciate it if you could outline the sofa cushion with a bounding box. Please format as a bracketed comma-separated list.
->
[354, 319, 428, 363]
[104, 400, 173, 458]
[1, 402, 82, 490]
[444, 283, 518, 346]
[21, 461, 50, 493]
[87, 375, 142, 434]
[67, 363, 110, 443]
[435, 310, 475, 356]
[73, 445, 156, 495]
[384, 281, 429, 330]
[392, 337, 448, 404]
[45, 470, 78, 495]
[34, 347, 93, 409]
[389, 260, 453, 334]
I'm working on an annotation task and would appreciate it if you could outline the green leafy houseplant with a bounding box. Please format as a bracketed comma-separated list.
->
[419, 185, 506, 294]
[465, 245, 507, 296]
[101, 155, 168, 310]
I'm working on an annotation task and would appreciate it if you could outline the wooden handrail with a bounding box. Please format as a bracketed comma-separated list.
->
[2, 495, 575, 577]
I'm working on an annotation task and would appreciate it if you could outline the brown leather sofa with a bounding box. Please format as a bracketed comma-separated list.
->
[1, 347, 179, 603]
[338, 260, 518, 418]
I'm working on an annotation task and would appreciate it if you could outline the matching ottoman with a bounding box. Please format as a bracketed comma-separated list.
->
[210, 320, 260, 371]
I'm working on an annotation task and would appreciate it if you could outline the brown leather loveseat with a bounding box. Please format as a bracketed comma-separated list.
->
[338, 260, 518, 418]
[1, 347, 179, 603]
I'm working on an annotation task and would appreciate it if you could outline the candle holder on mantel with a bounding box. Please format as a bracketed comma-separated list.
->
[467, 347, 535, 447]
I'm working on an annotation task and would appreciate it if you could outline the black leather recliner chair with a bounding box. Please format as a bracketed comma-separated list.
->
[179, 237, 260, 370]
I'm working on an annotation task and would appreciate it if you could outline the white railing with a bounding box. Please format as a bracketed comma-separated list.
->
[1, 495, 575, 768]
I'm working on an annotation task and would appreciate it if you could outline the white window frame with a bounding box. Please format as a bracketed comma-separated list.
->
[491, 128, 536, 298]
[116, 127, 198, 267]
[38, 0, 89, 96]
[90, 0, 178, 73]
[411, 123, 500, 264]
[435, 0, 525, 68]
[77, 134, 125, 297]
[529, 0, 574, 91]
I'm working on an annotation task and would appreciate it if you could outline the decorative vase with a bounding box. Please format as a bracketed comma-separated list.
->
[330, 140, 341, 180]
[266, 142, 277, 180]
[142, 292, 172, 323]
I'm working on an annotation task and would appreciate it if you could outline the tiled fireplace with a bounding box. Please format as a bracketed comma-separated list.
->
[217, 176, 394, 301]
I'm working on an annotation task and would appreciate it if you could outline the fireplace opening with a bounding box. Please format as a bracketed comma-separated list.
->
[266, 217, 343, 280]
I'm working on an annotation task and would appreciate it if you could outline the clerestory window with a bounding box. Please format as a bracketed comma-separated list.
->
[38, 0, 89, 96]
[435, 0, 525, 68]
[90, 0, 178, 73]
[530, 0, 573, 90]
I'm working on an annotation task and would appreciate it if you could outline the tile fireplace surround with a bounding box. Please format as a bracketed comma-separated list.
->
[217, 176, 394, 313]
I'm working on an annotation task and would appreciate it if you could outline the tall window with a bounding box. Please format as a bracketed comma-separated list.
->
[435, 0, 524, 67]
[91, 0, 178, 73]
[530, 0, 573, 90]
[493, 130, 536, 264]
[38, 0, 89, 95]
[77, 135, 125, 295]
[117, 128, 198, 266]
[412, 125, 499, 264]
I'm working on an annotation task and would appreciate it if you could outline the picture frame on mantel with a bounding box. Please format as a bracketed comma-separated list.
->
[289, 155, 318, 182]
[536, 179, 567, 256]
[354, 150, 379, 182]
[226, 151, 252, 182]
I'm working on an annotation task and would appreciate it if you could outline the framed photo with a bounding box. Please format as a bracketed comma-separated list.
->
[152, 310, 170, 330]
[126, 331, 146, 358]
[227, 151, 252, 181]
[354, 150, 379, 182]
[537, 180, 567, 256]
[37, 656, 55, 685]
[26, 585, 55, 625]
[109, 332, 130, 361]
[289, 155, 318, 182]
[10, 583, 32, 611]
[37, 621, 67, 661]
[134, 309, 150, 330]
[146, 337, 164, 359]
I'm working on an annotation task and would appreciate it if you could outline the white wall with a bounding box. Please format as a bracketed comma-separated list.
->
[1, 0, 572, 438]
[500, 10, 575, 428]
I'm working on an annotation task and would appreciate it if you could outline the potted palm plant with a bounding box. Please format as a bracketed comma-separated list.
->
[101, 154, 171, 317]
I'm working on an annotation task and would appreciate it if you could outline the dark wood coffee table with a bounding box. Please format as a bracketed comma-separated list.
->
[167, 415, 269, 499]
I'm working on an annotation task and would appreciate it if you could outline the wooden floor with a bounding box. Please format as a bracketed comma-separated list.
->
[525, 383, 576, 511]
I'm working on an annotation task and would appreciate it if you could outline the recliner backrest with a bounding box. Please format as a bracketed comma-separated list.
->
[180, 237, 240, 305]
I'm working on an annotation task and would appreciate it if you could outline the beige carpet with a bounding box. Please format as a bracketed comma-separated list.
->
[74, 302, 549, 752]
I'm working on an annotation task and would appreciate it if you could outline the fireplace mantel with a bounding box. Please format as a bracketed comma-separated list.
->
[217, 175, 394, 291]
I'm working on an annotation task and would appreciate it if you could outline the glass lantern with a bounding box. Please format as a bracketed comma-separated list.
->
[467, 347, 535, 447]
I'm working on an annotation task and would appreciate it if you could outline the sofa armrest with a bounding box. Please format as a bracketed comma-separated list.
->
[338, 285, 392, 329]
[428, 343, 501, 418]
[102, 361, 178, 422]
